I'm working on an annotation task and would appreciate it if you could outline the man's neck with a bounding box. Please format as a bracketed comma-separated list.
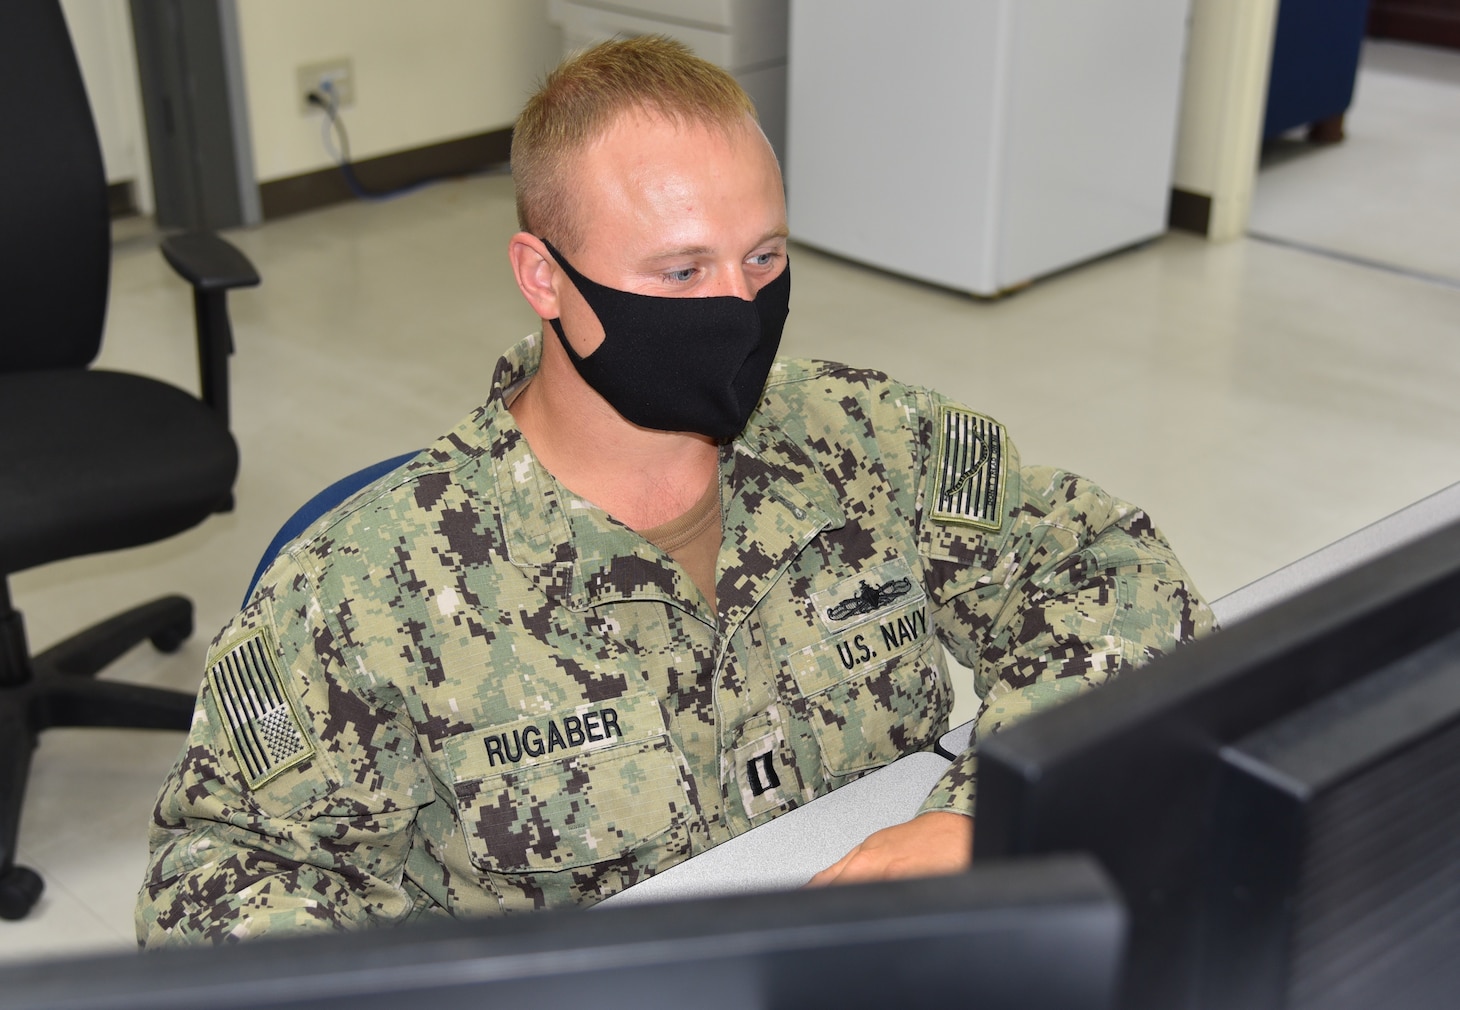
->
[507, 357, 720, 530]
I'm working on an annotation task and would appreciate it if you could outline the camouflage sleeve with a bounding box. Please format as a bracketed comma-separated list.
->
[135, 553, 433, 947]
[913, 396, 1216, 818]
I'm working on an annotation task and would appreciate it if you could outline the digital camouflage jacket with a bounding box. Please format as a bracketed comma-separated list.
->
[137, 333, 1214, 945]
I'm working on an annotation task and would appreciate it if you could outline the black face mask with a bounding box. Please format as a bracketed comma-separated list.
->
[541, 238, 790, 440]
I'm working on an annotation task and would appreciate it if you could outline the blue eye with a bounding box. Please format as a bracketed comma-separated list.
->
[664, 268, 696, 283]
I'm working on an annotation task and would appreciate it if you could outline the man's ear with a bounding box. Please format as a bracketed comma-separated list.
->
[508, 233, 560, 320]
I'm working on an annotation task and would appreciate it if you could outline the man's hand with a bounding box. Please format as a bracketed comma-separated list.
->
[805, 811, 973, 887]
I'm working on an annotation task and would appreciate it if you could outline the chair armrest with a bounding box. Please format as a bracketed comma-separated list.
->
[158, 233, 259, 432]
[159, 232, 259, 292]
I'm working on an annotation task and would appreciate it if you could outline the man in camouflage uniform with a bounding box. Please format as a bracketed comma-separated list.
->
[137, 37, 1213, 946]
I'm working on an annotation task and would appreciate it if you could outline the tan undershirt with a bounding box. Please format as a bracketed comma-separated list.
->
[636, 477, 722, 614]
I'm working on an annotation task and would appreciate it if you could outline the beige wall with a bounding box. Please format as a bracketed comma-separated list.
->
[236, 0, 563, 183]
[1171, 0, 1279, 240]
[61, 0, 154, 213]
[70, 0, 1282, 239]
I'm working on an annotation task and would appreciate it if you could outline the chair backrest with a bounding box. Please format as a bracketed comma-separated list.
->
[0, 0, 111, 372]
[244, 452, 419, 604]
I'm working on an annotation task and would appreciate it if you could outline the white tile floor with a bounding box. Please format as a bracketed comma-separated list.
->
[6, 38, 1460, 964]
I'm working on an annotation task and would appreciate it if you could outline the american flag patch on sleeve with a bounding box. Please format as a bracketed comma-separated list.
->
[206, 630, 315, 790]
[931, 405, 1006, 531]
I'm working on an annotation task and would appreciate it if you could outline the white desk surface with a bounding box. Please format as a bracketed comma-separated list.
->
[599, 752, 951, 907]
[1204, 480, 1460, 627]
[607, 482, 1460, 907]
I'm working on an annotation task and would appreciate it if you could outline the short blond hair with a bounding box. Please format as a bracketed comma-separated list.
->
[512, 35, 759, 250]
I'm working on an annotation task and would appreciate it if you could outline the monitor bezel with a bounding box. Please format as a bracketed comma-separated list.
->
[1, 855, 1126, 1010]
[974, 518, 1460, 1010]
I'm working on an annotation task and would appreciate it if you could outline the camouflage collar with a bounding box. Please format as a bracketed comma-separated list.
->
[477, 336, 694, 616]
[481, 337, 575, 576]
[489, 332, 541, 406]
[479, 336, 848, 627]
[731, 415, 847, 534]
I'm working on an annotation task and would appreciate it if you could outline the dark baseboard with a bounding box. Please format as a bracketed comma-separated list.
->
[1369, 3, 1460, 51]
[1168, 188, 1213, 236]
[259, 126, 514, 221]
[108, 180, 137, 219]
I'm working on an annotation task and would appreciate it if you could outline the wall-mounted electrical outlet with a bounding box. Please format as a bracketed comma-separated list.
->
[298, 58, 354, 113]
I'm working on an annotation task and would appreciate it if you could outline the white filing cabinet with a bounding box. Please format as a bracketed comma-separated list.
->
[787, 0, 1191, 297]
[546, 0, 789, 165]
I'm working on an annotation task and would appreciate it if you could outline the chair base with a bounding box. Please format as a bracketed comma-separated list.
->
[1, 593, 199, 921]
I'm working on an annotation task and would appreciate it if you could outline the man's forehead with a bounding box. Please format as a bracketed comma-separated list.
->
[582, 105, 760, 159]
[543, 101, 783, 263]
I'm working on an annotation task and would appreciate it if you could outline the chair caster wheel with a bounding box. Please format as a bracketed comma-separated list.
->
[0, 865, 44, 920]
[151, 615, 194, 654]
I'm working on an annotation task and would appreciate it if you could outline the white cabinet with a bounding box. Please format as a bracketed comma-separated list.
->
[787, 0, 1191, 297]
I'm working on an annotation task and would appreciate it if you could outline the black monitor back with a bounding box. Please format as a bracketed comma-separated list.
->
[975, 518, 1460, 1010]
[0, 855, 1124, 1010]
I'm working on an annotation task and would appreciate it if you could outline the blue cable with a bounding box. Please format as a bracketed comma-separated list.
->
[311, 82, 448, 203]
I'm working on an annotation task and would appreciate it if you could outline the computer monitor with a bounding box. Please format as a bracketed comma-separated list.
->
[0, 855, 1124, 1010]
[974, 518, 1460, 1010]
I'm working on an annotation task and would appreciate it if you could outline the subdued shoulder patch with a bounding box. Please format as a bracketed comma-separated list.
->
[931, 405, 1006, 531]
[206, 629, 316, 790]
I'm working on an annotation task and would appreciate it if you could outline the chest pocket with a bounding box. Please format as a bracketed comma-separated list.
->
[779, 559, 951, 780]
[442, 692, 691, 898]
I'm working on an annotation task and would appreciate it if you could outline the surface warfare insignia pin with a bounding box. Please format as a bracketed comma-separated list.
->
[206, 629, 315, 790]
[827, 578, 913, 622]
[931, 404, 1005, 531]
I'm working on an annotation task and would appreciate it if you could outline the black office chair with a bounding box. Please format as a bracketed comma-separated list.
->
[0, 2, 259, 920]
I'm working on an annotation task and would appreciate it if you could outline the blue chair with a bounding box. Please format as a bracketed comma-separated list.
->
[1263, 0, 1372, 142]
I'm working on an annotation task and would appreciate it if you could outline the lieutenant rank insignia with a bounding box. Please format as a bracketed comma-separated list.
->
[206, 629, 315, 789]
[931, 405, 1005, 531]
